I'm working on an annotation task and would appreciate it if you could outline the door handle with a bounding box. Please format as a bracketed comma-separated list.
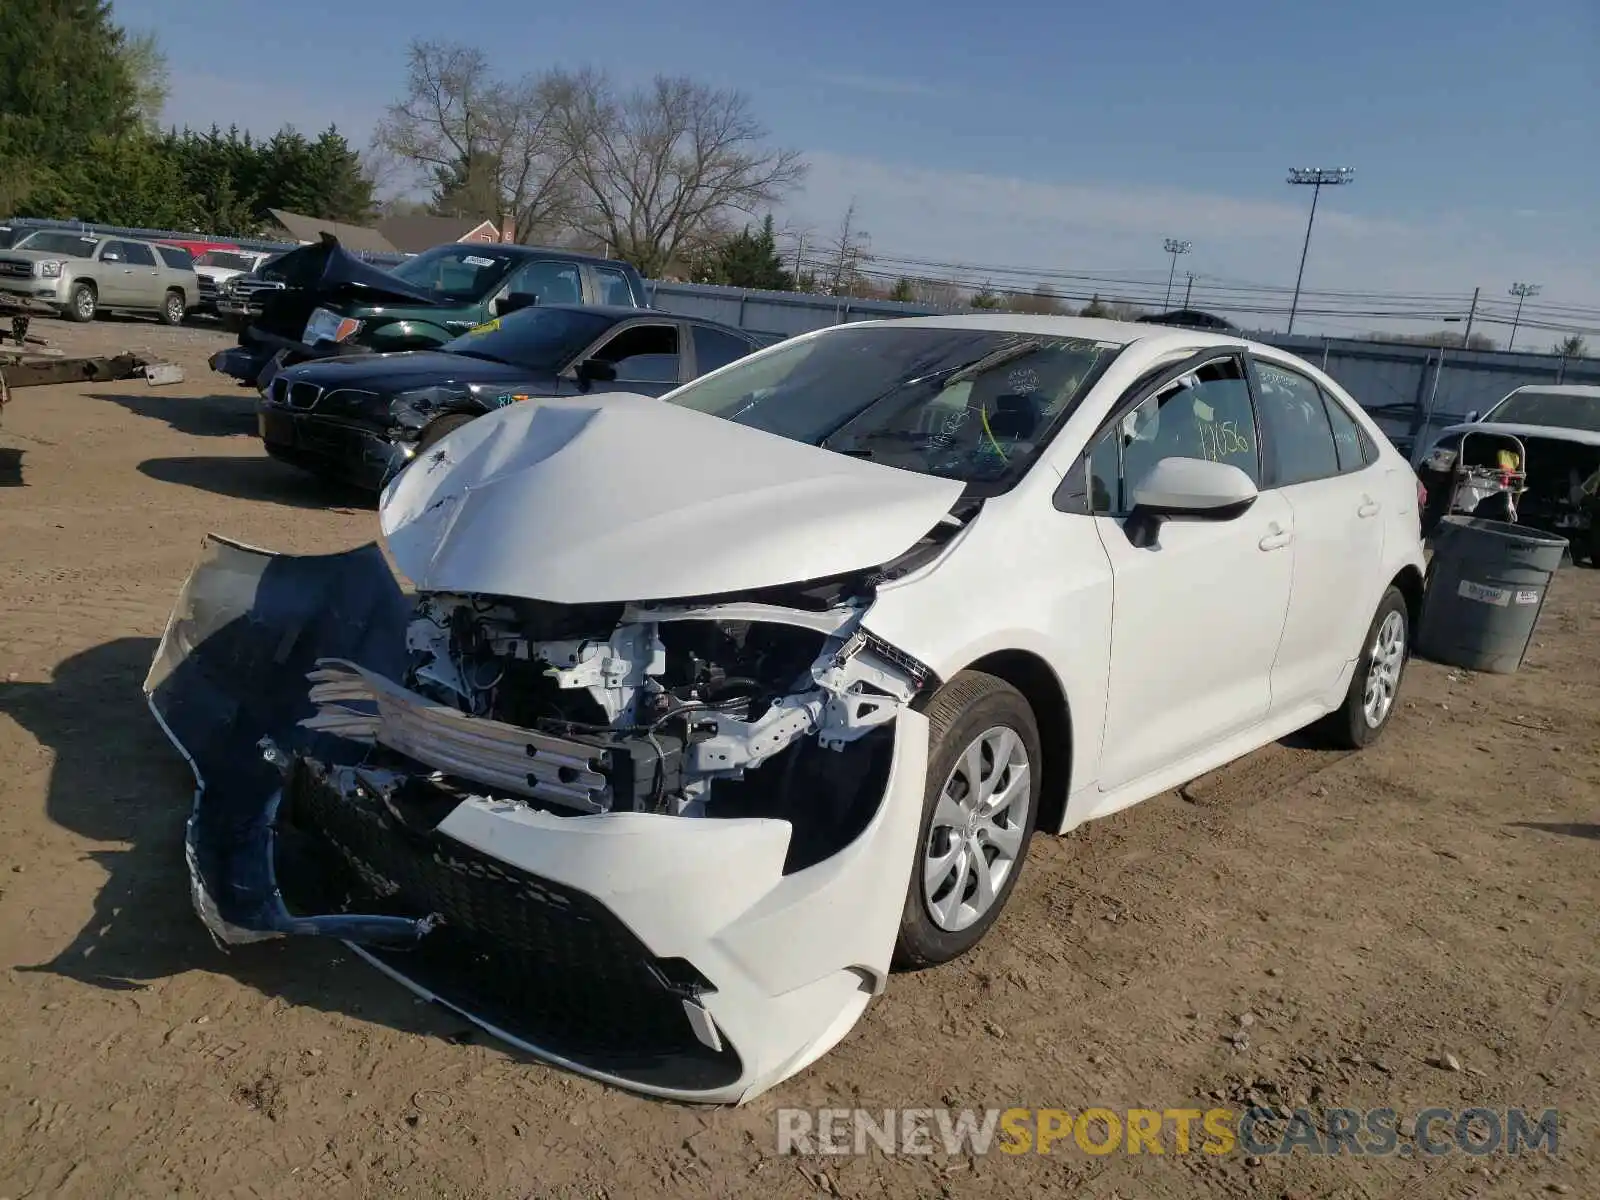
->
[1357, 497, 1381, 518]
[1258, 523, 1292, 551]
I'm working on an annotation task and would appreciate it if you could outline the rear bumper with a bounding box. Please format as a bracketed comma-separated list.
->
[144, 537, 928, 1104]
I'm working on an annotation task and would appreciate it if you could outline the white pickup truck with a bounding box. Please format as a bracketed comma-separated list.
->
[192, 249, 275, 318]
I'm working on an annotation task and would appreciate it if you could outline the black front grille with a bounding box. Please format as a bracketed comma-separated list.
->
[199, 276, 219, 298]
[286, 381, 321, 410]
[0, 260, 30, 279]
[281, 764, 743, 1092]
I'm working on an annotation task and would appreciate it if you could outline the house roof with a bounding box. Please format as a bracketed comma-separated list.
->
[267, 209, 397, 255]
[376, 214, 498, 254]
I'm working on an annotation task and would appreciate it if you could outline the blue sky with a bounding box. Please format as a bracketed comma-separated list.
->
[114, 0, 1599, 338]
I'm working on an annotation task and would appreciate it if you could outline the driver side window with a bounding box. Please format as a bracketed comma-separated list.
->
[1088, 359, 1260, 516]
[590, 323, 680, 384]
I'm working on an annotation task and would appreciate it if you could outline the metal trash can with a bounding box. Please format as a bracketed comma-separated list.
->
[1417, 517, 1568, 674]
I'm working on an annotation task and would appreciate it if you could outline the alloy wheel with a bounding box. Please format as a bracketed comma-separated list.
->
[1363, 609, 1406, 728]
[922, 725, 1032, 932]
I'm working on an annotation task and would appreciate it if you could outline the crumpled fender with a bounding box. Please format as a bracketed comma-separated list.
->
[144, 535, 430, 946]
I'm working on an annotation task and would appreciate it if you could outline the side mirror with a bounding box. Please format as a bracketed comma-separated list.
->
[1126, 457, 1257, 546]
[1464, 410, 1480, 424]
[103, 252, 121, 262]
[495, 291, 538, 316]
[575, 358, 617, 385]
[1131, 456, 1258, 515]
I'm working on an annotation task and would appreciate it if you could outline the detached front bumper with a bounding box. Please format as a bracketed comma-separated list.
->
[145, 537, 929, 1104]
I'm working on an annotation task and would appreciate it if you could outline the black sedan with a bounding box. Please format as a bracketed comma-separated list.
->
[256, 305, 765, 490]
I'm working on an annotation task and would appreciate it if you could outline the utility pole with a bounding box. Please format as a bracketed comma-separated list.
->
[1507, 282, 1540, 351]
[1460, 287, 1479, 347]
[1162, 238, 1191, 309]
[1183, 273, 1194, 308]
[1285, 166, 1356, 335]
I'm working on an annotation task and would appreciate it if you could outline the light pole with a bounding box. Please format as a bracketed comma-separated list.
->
[1285, 166, 1355, 335]
[1162, 238, 1191, 309]
[1507, 282, 1540, 351]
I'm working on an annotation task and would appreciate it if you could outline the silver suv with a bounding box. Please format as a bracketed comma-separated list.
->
[0, 231, 197, 324]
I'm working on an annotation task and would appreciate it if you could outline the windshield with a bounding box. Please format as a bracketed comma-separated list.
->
[1486, 389, 1600, 433]
[195, 251, 259, 272]
[664, 326, 1123, 487]
[390, 245, 518, 302]
[442, 307, 616, 370]
[15, 231, 99, 258]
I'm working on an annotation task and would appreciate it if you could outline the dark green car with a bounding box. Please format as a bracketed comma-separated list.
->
[211, 238, 650, 389]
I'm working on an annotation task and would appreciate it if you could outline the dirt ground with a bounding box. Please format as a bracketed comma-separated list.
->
[0, 315, 1596, 1200]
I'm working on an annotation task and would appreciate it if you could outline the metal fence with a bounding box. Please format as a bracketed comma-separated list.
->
[8, 216, 1595, 459]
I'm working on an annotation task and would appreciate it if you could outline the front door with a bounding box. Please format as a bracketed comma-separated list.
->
[96, 241, 138, 304]
[578, 322, 685, 397]
[1089, 354, 1294, 792]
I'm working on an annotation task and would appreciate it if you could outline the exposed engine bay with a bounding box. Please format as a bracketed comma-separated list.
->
[298, 591, 934, 872]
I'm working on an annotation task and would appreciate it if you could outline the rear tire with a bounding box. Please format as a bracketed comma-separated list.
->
[894, 671, 1041, 970]
[1312, 585, 1410, 750]
[159, 289, 185, 326]
[417, 412, 475, 452]
[67, 282, 96, 323]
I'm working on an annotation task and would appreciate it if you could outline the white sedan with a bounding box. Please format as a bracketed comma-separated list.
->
[147, 314, 1426, 1105]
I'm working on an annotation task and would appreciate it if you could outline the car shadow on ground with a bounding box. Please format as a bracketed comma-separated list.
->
[0, 637, 480, 1042]
[1507, 821, 1600, 842]
[0, 447, 22, 486]
[139, 455, 376, 511]
[88, 390, 258, 439]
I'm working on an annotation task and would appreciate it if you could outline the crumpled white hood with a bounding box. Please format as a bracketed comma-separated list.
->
[379, 393, 966, 603]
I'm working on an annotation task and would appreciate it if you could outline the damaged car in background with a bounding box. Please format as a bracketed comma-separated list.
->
[209, 235, 648, 392]
[255, 304, 763, 490]
[1417, 383, 1600, 563]
[148, 314, 1426, 1103]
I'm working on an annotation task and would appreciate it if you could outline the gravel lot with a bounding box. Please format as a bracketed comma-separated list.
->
[1, 316, 1596, 1199]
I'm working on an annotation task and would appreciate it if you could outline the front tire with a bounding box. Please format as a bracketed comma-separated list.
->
[1314, 585, 1410, 749]
[416, 412, 476, 452]
[894, 671, 1041, 969]
[67, 282, 96, 323]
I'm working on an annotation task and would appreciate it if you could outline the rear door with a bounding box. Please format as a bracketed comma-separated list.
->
[1250, 355, 1387, 711]
[1086, 351, 1295, 792]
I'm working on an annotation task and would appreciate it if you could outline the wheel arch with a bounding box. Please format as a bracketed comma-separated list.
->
[1390, 563, 1424, 651]
[949, 649, 1073, 836]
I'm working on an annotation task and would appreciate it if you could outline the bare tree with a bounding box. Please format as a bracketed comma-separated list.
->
[557, 72, 806, 276]
[1553, 334, 1588, 358]
[824, 201, 871, 296]
[375, 40, 575, 242]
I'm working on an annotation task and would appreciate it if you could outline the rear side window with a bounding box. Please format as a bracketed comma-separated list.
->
[509, 260, 582, 305]
[1321, 389, 1371, 472]
[691, 325, 753, 375]
[156, 245, 195, 269]
[1255, 361, 1339, 486]
[593, 266, 636, 306]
